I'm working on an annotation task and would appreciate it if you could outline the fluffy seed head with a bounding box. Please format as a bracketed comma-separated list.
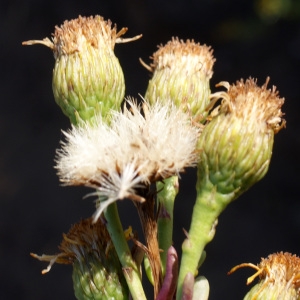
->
[55, 100, 200, 219]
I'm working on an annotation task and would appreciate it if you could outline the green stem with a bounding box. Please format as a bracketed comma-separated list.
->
[104, 203, 147, 300]
[157, 176, 179, 276]
[176, 184, 233, 300]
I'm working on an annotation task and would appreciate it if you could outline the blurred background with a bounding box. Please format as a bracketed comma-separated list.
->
[1, 0, 300, 299]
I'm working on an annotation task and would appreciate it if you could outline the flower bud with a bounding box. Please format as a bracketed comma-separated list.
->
[197, 77, 285, 199]
[177, 78, 285, 300]
[23, 15, 141, 125]
[31, 218, 129, 300]
[144, 37, 215, 119]
[229, 252, 300, 300]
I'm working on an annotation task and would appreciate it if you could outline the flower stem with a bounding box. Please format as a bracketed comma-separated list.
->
[176, 184, 233, 300]
[104, 203, 147, 300]
[157, 176, 179, 275]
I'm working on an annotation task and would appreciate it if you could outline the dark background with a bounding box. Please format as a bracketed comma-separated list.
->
[1, 0, 300, 299]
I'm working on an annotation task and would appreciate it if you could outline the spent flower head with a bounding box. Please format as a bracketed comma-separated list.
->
[197, 77, 285, 198]
[31, 218, 129, 300]
[144, 37, 215, 119]
[176, 78, 285, 300]
[23, 15, 141, 125]
[55, 100, 200, 220]
[229, 252, 300, 300]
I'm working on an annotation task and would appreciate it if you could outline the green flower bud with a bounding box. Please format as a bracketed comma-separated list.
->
[31, 218, 129, 300]
[23, 15, 141, 125]
[144, 37, 215, 119]
[228, 252, 300, 300]
[197, 77, 285, 200]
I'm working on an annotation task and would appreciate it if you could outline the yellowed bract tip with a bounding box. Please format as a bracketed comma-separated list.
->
[22, 37, 54, 49]
[22, 15, 142, 59]
[139, 57, 153, 72]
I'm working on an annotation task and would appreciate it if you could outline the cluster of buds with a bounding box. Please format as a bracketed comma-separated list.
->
[23, 14, 289, 300]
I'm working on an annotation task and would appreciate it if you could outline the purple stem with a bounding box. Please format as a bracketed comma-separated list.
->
[156, 246, 178, 300]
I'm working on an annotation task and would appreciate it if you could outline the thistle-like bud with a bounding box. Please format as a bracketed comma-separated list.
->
[31, 218, 129, 300]
[197, 77, 285, 199]
[176, 78, 285, 300]
[23, 15, 141, 125]
[143, 37, 215, 119]
[228, 252, 300, 300]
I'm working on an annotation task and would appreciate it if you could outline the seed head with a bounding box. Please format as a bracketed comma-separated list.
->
[55, 100, 200, 220]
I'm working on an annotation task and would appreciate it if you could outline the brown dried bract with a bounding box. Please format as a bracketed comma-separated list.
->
[145, 37, 215, 79]
[30, 218, 113, 274]
[22, 15, 142, 58]
[209, 77, 286, 133]
[228, 252, 300, 296]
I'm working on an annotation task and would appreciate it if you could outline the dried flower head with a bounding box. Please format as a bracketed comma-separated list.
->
[228, 252, 300, 300]
[55, 100, 200, 220]
[144, 37, 215, 119]
[197, 77, 285, 199]
[31, 218, 129, 300]
[23, 15, 142, 125]
[210, 77, 285, 134]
